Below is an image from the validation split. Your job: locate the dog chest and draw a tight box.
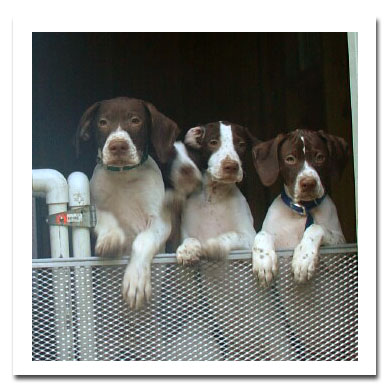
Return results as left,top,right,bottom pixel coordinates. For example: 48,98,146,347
181,187,248,243
90,162,165,236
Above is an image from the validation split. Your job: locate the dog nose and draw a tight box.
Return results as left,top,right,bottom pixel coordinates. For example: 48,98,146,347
222,160,239,174
300,177,317,192
108,140,129,155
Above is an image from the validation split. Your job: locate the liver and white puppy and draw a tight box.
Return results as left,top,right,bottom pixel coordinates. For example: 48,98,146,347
176,121,256,264
75,97,180,309
252,129,349,286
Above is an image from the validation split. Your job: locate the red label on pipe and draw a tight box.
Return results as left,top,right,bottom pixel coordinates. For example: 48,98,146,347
55,213,68,225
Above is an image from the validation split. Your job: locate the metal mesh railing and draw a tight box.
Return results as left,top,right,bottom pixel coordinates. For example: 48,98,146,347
32,245,358,361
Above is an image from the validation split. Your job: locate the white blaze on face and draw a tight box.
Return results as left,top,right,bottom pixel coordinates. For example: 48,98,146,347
300,135,306,154
101,126,140,165
293,134,324,201
207,122,243,182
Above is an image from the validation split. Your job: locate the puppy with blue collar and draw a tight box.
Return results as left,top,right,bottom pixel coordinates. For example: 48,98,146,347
252,129,349,286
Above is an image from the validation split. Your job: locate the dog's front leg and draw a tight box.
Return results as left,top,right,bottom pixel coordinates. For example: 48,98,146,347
203,231,254,262
252,231,278,287
122,217,171,310
291,224,345,283
94,209,126,257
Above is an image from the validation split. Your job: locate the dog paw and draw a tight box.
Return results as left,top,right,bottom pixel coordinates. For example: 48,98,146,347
171,141,202,196
175,164,202,195
122,263,151,310
291,242,319,283
252,246,278,287
176,238,202,265
95,228,126,257
203,238,229,262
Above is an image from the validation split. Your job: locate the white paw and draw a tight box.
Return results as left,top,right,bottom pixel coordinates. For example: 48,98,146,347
176,238,202,265
291,242,319,283
252,246,278,287
122,263,151,310
173,164,202,195
203,238,229,262
95,228,126,257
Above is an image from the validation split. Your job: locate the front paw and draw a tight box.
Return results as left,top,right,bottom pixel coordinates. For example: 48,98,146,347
95,228,126,257
291,242,319,283
175,164,202,195
122,263,151,310
176,238,202,266
252,246,278,287
203,238,229,262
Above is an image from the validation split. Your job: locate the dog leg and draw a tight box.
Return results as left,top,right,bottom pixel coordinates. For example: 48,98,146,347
122,216,171,310
292,224,346,283
170,141,202,196
94,209,126,257
203,231,253,262
252,231,279,287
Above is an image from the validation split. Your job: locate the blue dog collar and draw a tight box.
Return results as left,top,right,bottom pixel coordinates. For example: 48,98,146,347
280,189,327,230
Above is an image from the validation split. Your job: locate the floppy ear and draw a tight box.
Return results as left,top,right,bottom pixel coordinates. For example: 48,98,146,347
252,134,285,187
144,102,181,163
318,130,350,180
184,126,205,149
243,127,259,147
74,102,100,157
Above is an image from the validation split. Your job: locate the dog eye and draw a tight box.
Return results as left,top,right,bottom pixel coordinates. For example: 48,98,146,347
237,141,246,148
315,153,325,163
131,117,141,124
209,139,219,147
285,155,297,164
99,119,108,126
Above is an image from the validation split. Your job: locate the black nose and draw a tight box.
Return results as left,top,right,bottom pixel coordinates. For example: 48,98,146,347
222,160,239,174
300,177,317,192
108,140,129,155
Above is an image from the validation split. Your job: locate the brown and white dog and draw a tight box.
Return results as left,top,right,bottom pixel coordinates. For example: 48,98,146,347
75,97,180,309
252,129,349,286
176,121,257,264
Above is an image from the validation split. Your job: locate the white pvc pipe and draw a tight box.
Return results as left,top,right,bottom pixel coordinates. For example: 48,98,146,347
32,169,74,360
32,169,69,258
68,172,96,360
68,172,91,257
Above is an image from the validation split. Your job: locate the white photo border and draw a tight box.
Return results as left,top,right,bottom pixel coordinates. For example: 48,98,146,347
13,7,376,376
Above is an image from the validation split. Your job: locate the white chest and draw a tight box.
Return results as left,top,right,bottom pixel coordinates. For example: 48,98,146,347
181,186,251,243
90,159,165,236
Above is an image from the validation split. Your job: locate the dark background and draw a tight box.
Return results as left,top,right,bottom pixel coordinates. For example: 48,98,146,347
32,32,356,257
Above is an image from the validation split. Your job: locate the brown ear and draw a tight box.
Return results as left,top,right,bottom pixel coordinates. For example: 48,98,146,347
74,102,100,157
252,134,285,186
144,102,181,163
318,130,350,180
184,126,205,149
243,127,259,147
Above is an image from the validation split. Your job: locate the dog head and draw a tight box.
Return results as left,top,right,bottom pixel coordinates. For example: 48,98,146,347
75,97,180,166
184,121,256,184
252,129,349,202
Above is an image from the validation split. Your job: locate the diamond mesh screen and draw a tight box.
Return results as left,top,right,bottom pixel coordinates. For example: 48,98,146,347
32,247,358,361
